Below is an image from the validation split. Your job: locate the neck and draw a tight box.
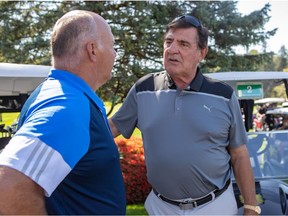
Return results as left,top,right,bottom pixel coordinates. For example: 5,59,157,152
171,74,196,90
168,67,198,90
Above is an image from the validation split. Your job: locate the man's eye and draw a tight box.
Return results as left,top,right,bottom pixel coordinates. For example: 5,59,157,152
165,40,172,46
181,42,189,47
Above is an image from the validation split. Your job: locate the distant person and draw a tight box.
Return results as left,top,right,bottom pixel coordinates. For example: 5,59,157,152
0,10,126,215
268,116,288,169
278,117,288,130
109,15,259,215
258,103,267,115
254,105,266,131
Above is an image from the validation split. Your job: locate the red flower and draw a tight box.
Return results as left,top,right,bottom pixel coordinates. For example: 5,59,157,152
115,137,152,204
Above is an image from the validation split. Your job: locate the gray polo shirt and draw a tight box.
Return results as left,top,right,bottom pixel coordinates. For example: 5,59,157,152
112,69,247,200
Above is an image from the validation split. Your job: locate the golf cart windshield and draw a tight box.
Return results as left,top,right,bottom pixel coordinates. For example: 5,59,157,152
247,130,288,180
205,71,288,132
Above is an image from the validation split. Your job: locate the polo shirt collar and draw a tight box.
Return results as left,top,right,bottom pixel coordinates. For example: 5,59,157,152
166,73,176,89
48,68,108,118
166,67,204,91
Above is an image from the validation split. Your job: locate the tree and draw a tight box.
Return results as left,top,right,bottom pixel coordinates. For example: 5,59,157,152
190,1,276,72
0,1,277,114
277,45,288,71
82,1,179,113
0,1,56,65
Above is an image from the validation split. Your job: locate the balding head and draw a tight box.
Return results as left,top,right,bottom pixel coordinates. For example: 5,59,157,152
51,10,106,66
50,10,116,90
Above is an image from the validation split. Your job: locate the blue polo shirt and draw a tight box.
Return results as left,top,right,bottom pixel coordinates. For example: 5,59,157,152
0,69,126,215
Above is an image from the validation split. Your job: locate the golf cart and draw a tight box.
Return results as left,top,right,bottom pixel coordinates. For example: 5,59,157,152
0,63,50,148
205,71,288,215
206,71,288,132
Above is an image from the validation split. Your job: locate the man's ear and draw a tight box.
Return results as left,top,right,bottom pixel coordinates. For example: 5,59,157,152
200,46,208,61
86,41,97,62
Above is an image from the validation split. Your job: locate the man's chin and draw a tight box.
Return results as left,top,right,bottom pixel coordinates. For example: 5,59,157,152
165,67,178,75
106,72,113,81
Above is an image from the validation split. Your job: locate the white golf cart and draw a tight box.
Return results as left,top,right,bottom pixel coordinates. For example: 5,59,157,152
206,71,288,132
205,71,288,215
0,63,50,148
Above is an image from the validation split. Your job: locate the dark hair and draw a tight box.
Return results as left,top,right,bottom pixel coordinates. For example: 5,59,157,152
165,15,208,50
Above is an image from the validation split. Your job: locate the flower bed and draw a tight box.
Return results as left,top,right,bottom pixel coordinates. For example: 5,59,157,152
115,137,151,204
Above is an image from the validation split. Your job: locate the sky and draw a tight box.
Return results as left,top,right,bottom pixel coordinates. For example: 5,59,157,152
237,0,287,54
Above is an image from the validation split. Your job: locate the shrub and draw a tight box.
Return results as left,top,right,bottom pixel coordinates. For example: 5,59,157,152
115,137,152,204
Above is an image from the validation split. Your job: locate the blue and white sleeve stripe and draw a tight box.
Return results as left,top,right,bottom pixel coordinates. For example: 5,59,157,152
0,135,71,196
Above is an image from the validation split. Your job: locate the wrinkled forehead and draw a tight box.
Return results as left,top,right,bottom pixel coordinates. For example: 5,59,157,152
164,27,198,41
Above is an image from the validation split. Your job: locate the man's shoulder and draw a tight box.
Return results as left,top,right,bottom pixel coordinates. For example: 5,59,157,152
202,75,234,99
135,71,167,92
203,74,233,89
136,71,166,83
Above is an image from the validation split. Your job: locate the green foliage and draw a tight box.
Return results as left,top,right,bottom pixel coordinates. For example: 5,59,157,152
0,1,284,114
95,1,181,113
191,1,277,73
0,1,54,64
277,46,288,71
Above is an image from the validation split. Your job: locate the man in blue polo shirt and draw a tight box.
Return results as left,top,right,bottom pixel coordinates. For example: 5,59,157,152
0,10,126,215
109,15,260,215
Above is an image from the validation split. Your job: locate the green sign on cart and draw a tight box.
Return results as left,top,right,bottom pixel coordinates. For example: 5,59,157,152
237,82,263,99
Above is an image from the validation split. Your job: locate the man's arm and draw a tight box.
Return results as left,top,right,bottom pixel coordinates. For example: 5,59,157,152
0,166,47,215
229,145,259,215
109,118,121,138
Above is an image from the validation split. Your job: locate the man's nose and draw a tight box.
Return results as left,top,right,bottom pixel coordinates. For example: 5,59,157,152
167,42,179,54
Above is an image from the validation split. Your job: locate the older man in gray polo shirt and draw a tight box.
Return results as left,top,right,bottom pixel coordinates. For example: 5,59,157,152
109,15,259,215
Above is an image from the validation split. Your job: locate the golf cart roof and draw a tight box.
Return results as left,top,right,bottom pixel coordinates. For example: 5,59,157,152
266,107,288,115
205,71,288,81
205,71,288,99
0,63,50,96
255,98,286,104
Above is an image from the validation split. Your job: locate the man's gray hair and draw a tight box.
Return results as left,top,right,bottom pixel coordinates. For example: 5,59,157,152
51,10,99,64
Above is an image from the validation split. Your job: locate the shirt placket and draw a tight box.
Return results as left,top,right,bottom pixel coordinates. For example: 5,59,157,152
175,89,183,116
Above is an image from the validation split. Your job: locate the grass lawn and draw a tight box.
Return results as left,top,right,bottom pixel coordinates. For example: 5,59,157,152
0,112,19,127
126,204,147,215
